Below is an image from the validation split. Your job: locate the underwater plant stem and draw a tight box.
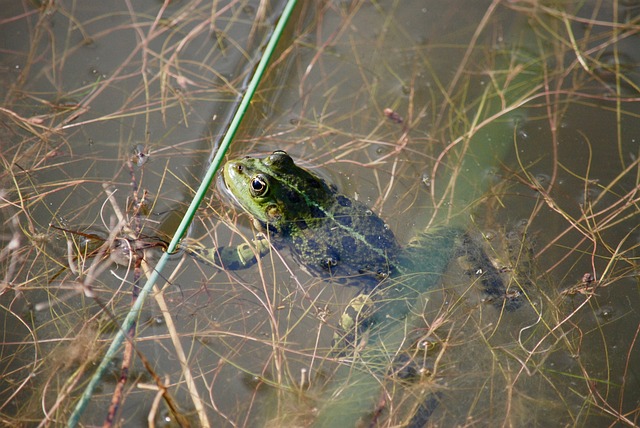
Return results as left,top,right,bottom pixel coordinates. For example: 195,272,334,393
66,1,299,426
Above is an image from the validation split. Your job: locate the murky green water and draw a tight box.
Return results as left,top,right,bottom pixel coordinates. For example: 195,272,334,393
1,1,639,426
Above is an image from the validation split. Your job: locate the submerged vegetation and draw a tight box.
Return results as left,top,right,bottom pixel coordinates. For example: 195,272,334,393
1,0,639,426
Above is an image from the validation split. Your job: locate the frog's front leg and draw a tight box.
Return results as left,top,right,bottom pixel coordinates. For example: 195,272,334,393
185,236,271,271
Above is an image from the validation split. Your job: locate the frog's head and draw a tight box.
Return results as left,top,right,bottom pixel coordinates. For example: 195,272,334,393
223,150,334,233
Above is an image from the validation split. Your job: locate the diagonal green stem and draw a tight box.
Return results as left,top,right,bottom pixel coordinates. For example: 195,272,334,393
67,1,299,426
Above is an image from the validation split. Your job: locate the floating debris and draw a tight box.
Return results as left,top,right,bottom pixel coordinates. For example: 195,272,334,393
383,107,404,124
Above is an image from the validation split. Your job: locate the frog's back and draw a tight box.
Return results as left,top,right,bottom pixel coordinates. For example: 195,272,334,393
290,193,400,284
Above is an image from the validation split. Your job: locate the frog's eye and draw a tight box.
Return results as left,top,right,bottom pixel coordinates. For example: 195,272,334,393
267,150,293,168
250,174,268,197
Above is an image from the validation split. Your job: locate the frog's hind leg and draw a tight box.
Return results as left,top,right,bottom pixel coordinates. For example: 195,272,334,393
457,232,524,311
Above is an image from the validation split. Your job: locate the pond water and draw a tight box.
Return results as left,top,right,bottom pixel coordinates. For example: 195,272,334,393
1,1,639,426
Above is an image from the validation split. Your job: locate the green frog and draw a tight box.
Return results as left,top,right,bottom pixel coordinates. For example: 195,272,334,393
186,150,526,426
189,150,521,343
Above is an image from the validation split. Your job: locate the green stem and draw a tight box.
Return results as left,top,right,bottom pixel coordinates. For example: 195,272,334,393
67,1,299,426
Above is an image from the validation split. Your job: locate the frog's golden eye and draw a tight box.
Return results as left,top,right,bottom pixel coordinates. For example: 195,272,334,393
250,174,268,197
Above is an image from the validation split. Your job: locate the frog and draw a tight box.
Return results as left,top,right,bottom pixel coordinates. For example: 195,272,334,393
186,150,527,426
188,150,522,345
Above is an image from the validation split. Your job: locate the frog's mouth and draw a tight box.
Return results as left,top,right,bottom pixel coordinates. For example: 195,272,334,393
220,160,271,224
218,164,244,210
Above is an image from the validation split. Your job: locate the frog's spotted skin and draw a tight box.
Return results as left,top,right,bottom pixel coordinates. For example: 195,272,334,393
222,150,400,287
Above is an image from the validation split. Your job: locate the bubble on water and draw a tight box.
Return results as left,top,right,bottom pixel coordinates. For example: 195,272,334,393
421,172,431,188
534,173,550,187
482,167,501,185
506,110,529,129
595,306,614,320
156,408,174,427
484,230,498,240
518,129,529,140
577,184,602,206
241,371,270,391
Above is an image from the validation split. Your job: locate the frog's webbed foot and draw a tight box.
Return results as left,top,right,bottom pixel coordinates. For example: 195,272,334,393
331,293,376,355
331,282,406,356
457,229,534,311
183,236,271,271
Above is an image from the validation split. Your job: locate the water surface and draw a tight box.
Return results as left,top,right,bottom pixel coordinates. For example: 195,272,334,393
1,1,639,426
